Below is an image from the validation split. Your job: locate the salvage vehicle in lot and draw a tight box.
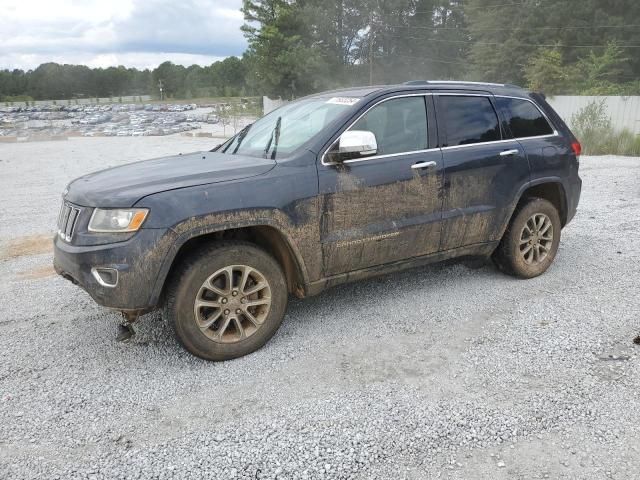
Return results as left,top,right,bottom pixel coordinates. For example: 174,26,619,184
54,81,582,360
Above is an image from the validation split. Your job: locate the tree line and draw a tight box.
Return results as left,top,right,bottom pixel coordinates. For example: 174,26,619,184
242,0,640,97
0,57,249,101
2,0,639,101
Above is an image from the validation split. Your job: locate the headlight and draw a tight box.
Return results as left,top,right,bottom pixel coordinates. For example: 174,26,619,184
88,208,149,233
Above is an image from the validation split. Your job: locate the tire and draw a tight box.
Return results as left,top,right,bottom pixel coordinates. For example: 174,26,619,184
163,241,288,361
493,197,561,279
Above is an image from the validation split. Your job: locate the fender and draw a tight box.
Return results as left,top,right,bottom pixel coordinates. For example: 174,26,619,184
148,214,313,306
495,176,568,241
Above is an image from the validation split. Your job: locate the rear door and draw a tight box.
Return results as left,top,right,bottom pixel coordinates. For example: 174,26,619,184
318,94,444,276
435,93,529,250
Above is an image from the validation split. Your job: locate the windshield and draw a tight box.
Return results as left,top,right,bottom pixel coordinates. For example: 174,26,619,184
222,96,361,159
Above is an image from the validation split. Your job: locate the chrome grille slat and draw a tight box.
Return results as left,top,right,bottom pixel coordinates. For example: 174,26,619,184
65,208,78,239
57,201,81,242
61,204,71,234
56,201,64,230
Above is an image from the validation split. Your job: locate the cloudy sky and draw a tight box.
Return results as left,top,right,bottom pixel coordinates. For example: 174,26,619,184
0,0,247,70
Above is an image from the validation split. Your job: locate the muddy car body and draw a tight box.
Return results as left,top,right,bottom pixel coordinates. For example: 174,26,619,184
54,81,582,360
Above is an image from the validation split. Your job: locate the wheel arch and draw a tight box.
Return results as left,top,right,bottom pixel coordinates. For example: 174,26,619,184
496,178,568,243
518,179,568,226
151,222,309,307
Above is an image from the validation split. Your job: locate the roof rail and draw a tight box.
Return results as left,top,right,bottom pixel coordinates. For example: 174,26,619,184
403,80,430,85
402,80,523,88
428,80,506,87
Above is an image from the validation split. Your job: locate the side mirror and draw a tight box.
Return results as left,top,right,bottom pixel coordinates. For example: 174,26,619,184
327,130,378,163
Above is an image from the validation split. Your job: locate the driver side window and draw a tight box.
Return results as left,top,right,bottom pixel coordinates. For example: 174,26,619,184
351,96,428,156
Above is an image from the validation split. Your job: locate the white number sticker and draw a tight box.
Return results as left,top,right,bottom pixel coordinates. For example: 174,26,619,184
326,97,360,106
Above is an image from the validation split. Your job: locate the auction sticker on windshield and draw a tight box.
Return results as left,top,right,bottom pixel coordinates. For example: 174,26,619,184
326,97,360,106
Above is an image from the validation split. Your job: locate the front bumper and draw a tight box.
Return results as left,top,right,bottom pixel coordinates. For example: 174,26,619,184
53,228,174,311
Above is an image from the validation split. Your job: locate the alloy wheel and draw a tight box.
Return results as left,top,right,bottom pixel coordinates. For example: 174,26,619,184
193,265,272,343
519,213,554,265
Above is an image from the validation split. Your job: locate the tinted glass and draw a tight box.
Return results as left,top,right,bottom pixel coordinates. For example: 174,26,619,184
496,97,554,138
439,96,500,146
351,96,427,155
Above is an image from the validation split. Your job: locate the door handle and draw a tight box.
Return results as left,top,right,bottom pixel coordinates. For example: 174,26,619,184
411,161,437,170
500,149,520,157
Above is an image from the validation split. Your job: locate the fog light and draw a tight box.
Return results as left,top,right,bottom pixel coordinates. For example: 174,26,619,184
91,267,118,288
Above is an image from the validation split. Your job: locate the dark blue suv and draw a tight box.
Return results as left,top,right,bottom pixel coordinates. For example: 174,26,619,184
54,81,582,360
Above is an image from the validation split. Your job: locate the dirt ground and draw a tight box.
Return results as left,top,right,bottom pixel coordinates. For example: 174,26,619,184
0,137,638,479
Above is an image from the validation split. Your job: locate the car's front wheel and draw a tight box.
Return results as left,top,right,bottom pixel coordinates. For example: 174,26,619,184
493,197,562,278
163,242,288,361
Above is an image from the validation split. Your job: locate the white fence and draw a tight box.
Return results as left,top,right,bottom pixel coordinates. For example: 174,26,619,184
263,96,286,115
547,96,640,134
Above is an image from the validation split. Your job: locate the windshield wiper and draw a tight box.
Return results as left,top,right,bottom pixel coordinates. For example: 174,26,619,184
230,123,252,154
213,124,248,152
263,116,282,160
271,117,282,160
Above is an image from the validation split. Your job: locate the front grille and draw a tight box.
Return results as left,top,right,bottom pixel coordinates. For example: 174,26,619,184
57,201,82,242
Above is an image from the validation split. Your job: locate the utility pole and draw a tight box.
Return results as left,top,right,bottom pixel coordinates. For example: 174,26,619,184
158,79,164,101
368,16,374,86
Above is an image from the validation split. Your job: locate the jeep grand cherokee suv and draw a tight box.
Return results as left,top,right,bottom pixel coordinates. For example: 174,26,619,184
54,81,582,361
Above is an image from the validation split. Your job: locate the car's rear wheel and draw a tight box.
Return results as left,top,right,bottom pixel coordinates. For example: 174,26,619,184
493,197,561,278
163,242,288,361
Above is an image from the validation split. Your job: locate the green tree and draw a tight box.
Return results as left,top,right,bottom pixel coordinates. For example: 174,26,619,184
300,0,368,85
524,48,569,94
242,0,331,98
208,56,248,96
152,61,187,98
573,42,629,94
467,0,640,86
366,0,469,84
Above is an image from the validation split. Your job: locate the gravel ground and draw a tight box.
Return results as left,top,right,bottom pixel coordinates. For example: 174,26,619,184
0,138,638,479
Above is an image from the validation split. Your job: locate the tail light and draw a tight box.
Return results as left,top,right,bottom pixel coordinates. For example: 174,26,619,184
571,141,582,157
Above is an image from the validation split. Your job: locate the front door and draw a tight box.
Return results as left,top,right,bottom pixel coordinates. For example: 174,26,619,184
435,93,530,250
318,95,444,277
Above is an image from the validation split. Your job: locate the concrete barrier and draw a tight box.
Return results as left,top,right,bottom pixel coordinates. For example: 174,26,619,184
24,135,68,142
0,136,18,143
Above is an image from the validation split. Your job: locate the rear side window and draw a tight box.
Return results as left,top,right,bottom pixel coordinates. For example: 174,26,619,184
438,96,500,146
496,97,554,138
351,96,428,155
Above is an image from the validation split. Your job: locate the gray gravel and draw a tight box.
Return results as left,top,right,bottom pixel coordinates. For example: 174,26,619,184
0,139,639,479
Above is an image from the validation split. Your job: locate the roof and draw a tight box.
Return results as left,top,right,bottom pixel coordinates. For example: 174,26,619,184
396,80,529,97
310,80,530,99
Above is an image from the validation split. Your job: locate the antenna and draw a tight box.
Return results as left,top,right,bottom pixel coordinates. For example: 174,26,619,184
368,15,375,85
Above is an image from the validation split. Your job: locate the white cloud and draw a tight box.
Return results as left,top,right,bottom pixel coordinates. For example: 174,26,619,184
0,0,246,70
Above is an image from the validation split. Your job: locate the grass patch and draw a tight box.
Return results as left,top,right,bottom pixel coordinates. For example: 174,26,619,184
571,100,640,156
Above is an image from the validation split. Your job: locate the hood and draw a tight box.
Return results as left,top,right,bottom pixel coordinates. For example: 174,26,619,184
65,151,276,207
